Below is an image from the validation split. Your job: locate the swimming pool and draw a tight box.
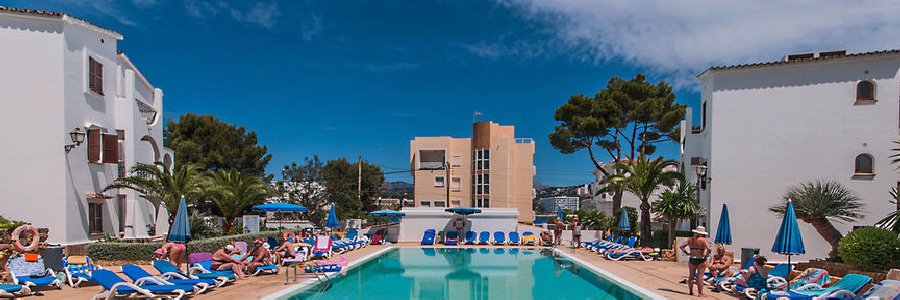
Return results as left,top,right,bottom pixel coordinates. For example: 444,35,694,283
269,247,662,300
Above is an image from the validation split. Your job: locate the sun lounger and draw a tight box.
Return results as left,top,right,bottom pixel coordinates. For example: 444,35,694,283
508,232,520,245
591,236,622,253
152,260,230,287
187,253,237,281
493,231,506,245
370,231,384,245
121,264,214,294
478,231,490,245
233,241,248,256
421,229,436,245
761,273,872,300
7,253,61,289
444,231,459,246
605,247,659,261
465,231,477,245
723,263,793,297
90,269,198,299
63,255,103,287
0,284,30,298
312,235,334,258
834,279,900,299
778,268,830,292
522,232,536,246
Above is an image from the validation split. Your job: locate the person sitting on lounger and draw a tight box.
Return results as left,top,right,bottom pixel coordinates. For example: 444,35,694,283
154,242,187,270
708,245,734,279
241,239,272,272
540,231,553,246
733,255,768,292
212,244,247,280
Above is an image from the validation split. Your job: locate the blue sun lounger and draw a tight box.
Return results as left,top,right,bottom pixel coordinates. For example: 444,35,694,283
465,231,477,244
761,273,872,300
421,229,436,245
152,260,231,286
493,231,506,245
508,232,520,245
91,269,199,299
7,253,61,289
0,284,30,298
478,231,490,245
121,264,215,294
444,231,459,246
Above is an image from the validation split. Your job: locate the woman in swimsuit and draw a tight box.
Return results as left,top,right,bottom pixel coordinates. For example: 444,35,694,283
154,242,186,269
734,256,768,292
680,226,711,297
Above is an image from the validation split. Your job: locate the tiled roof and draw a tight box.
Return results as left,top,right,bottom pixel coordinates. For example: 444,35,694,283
701,49,900,76
0,6,120,36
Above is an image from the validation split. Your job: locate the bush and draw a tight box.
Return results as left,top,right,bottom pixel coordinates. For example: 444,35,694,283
87,231,281,261
838,227,900,271
0,215,26,231
650,230,693,249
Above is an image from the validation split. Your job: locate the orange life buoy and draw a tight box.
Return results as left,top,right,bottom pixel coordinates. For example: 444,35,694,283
11,225,39,252
452,217,465,229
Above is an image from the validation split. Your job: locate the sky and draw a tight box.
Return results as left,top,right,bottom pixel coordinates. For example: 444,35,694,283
13,0,900,186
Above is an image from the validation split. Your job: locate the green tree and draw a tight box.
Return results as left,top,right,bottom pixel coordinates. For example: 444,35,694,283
876,188,900,234
104,162,204,222
549,74,685,213
204,169,271,232
654,181,700,249
606,156,680,246
322,158,384,220
167,113,272,177
279,156,329,226
770,180,865,257
576,210,610,231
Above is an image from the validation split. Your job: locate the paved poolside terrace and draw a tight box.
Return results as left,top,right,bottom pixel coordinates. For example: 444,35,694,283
36,245,738,299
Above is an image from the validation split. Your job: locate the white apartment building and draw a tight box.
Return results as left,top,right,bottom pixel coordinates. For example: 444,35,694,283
539,196,579,213
0,7,172,245
682,50,900,261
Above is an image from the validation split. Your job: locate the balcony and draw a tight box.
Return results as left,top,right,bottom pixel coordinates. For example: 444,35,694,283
515,138,533,144
418,149,445,170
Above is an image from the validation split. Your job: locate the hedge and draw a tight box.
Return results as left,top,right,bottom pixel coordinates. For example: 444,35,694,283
837,227,900,271
87,231,282,261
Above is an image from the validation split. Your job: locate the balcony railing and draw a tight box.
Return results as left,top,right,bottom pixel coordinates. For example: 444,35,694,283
515,138,533,144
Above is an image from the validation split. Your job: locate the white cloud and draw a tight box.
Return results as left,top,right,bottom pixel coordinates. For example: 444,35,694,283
182,0,281,29
500,0,900,87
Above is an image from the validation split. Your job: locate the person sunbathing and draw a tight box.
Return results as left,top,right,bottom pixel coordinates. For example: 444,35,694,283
212,244,247,280
241,239,272,272
733,256,768,292
540,231,554,246
708,245,734,279
154,242,186,269
274,240,312,260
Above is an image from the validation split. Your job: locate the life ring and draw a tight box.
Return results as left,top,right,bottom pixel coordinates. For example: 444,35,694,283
452,217,465,230
12,225,39,252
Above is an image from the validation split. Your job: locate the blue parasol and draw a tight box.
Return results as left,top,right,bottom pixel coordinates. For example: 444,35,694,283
327,203,339,229
167,196,191,243
714,203,732,245
617,208,630,232
772,199,804,292
252,202,308,213
369,209,406,223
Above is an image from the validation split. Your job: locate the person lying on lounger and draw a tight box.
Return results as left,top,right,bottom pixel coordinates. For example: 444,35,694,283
212,244,247,280
733,256,768,292
273,240,312,260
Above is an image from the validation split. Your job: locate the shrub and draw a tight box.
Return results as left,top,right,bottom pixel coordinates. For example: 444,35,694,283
838,227,900,271
0,215,26,231
87,231,281,261
650,230,693,249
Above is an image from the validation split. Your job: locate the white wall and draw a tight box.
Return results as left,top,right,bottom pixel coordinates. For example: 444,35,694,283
398,208,519,243
685,55,900,261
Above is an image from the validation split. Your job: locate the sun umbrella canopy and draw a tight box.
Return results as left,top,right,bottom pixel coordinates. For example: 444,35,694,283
252,202,308,213
167,196,191,243
445,207,482,215
326,203,339,229
617,209,630,231
368,210,406,217
772,200,805,255
556,206,564,222
714,203,733,245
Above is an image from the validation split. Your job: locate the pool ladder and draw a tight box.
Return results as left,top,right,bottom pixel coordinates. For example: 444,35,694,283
313,269,333,292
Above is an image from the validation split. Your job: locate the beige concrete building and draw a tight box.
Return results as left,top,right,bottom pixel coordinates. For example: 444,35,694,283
409,121,536,222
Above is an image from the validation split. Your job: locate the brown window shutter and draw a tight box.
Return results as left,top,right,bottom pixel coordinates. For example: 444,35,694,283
87,128,101,162
103,133,118,164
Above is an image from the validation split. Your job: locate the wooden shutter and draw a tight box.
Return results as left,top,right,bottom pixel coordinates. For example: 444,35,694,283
102,133,118,164
87,128,101,162
89,57,103,95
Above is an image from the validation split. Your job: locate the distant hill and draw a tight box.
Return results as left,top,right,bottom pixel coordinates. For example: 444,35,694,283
536,184,588,198
381,181,414,197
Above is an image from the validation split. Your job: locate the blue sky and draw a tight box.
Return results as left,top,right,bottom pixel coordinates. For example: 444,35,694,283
15,1,900,186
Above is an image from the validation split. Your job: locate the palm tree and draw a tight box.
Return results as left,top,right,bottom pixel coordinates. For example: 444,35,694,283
605,155,681,246
654,181,700,249
104,162,204,222
576,210,609,230
876,188,900,234
204,170,270,232
769,180,865,256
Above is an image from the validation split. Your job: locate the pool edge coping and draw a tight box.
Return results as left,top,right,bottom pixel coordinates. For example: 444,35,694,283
554,249,666,300
262,246,396,300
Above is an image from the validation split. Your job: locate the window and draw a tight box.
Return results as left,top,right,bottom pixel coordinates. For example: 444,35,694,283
701,101,707,129
102,132,118,164
117,195,127,233
450,155,462,167
88,56,104,95
856,81,875,102
476,198,490,208
88,202,103,234
87,128,101,162
450,200,461,207
434,176,445,187
420,201,431,207
117,130,126,177
419,149,446,169
434,201,446,207
854,154,874,174
451,177,461,191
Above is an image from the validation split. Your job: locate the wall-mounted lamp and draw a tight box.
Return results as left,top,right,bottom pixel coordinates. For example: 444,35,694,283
695,164,709,189
64,127,86,153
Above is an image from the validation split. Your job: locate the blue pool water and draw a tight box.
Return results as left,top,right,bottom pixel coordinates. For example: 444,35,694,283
281,248,645,300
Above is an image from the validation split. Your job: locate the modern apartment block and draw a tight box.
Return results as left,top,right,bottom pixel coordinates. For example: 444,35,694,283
539,196,579,213
0,7,172,245
410,121,536,222
681,50,900,261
